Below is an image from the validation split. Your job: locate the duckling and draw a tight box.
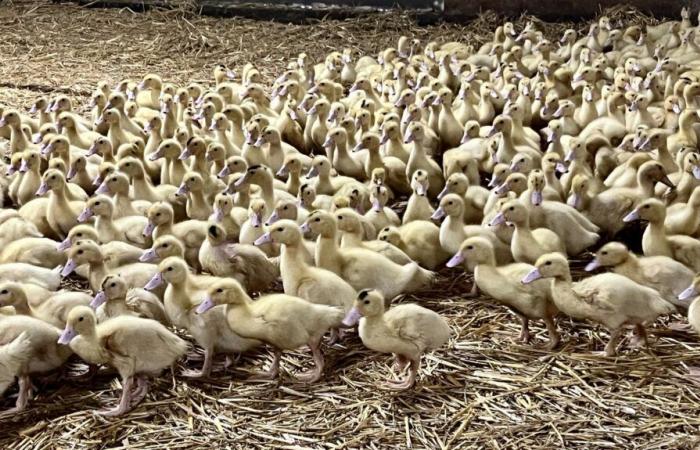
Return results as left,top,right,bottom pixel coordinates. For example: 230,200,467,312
144,257,261,378
58,306,187,416
139,234,186,265
196,279,343,382
37,169,84,240
623,198,700,271
335,208,411,265
490,200,566,264
90,274,168,325
377,221,450,270
448,237,559,347
56,112,101,150
523,253,675,356
15,150,42,206
57,224,143,269
586,242,693,309
61,240,159,294
403,170,434,224
0,282,91,328
199,223,278,294
433,194,512,264
96,171,150,219
144,202,207,270
78,195,150,249
0,234,65,268
665,186,700,236
305,155,356,196
404,122,444,198
0,332,32,397
342,289,450,389
256,221,355,313
0,314,72,412
175,172,214,220
365,182,400,233
304,210,434,301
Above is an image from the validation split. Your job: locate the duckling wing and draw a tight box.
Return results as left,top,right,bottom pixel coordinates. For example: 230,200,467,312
668,236,700,271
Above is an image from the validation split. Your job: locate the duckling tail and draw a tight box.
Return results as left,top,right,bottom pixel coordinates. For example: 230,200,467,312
404,263,436,293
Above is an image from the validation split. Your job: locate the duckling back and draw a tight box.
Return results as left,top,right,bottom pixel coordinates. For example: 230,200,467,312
0,332,32,395
384,304,451,352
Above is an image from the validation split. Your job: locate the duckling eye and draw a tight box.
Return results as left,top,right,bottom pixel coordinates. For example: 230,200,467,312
78,317,84,322
545,261,552,265
110,282,116,287
77,250,84,255
277,227,283,232
167,267,173,272
0,290,6,295
601,251,608,255
216,288,223,293
448,201,453,205
283,206,288,210
95,202,101,206
364,300,370,305
509,206,514,211
156,213,161,217
51,175,56,180
314,218,320,222
77,233,82,237
644,205,650,209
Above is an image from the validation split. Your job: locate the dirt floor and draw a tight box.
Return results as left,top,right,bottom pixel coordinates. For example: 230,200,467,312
1,1,700,449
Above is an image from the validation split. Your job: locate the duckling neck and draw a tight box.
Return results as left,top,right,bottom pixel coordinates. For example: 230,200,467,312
315,232,341,272
154,220,174,238
340,229,364,248
96,214,120,238
286,172,300,195
612,254,641,277
644,219,671,255
10,125,28,153
106,296,131,317
88,260,108,290
280,242,309,289
11,295,31,316
188,188,209,212
496,134,516,163
191,155,208,175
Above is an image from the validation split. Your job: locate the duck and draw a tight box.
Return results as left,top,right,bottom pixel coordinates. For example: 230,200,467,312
199,223,278,293
522,253,675,356
0,314,72,412
341,289,450,389
144,202,207,270
96,171,150,218
489,200,566,264
57,224,143,269
37,169,84,240
256,221,355,315
15,150,42,206
404,122,444,198
196,279,343,382
304,210,434,301
175,172,214,220
144,257,261,378
78,195,150,249
89,274,168,326
0,281,91,328
334,208,411,265
403,170,435,224
623,198,700,271
448,237,559,347
586,242,693,309
433,194,512,264
665,186,700,236
0,332,32,398
139,234,186,264
0,234,65,268
61,239,159,294
58,306,187,416
365,185,400,232
377,221,450,270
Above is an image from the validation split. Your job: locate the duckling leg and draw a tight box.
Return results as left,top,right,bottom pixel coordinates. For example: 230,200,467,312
384,358,418,390
604,328,623,357
518,316,531,344
14,375,31,411
295,338,324,383
630,324,649,349
248,349,281,381
99,376,135,417
464,282,479,298
182,347,214,378
129,375,149,406
543,315,560,350
393,354,409,372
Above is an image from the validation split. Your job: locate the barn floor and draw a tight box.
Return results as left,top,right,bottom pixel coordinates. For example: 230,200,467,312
1,1,700,449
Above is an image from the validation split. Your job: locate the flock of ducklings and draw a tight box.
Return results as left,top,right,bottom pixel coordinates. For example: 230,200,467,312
2,9,700,418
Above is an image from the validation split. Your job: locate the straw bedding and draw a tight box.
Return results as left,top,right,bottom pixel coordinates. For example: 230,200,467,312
1,1,699,448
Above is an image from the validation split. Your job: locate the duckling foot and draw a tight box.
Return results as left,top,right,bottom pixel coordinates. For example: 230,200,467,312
294,341,324,383
98,377,135,417
182,349,213,378
392,355,409,372
463,283,479,298
630,325,649,349
248,350,281,381
295,368,322,383
129,376,149,406
518,317,531,344
669,322,691,331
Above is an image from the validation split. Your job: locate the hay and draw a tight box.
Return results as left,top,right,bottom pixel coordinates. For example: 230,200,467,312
1,1,700,448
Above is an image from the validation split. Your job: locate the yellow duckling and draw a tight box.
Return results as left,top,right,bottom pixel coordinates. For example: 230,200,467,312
57,224,144,269
90,274,168,325
199,223,278,294
58,306,187,416
403,170,435,224
140,234,185,264
37,169,84,240
342,289,450,390
0,282,90,328
623,198,700,272
196,279,343,382
586,242,693,309
377,221,450,270
0,315,72,412
522,253,675,356
144,202,207,270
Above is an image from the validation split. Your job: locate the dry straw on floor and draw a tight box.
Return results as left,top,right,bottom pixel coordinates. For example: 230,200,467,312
0,1,699,448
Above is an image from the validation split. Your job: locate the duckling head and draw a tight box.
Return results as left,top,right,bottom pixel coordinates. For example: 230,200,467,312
678,274,700,302
623,198,666,224
377,226,401,247
302,210,336,237
0,283,23,309
141,235,184,263
585,242,629,272
197,279,248,314
522,253,570,284
58,306,97,345
92,274,128,309
145,257,189,291
447,237,495,269
62,240,103,277
37,169,66,196
433,193,464,221
343,289,385,326
80,195,113,222
144,202,174,237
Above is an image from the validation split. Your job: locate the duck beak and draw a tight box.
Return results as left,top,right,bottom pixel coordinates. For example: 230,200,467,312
144,272,164,291
659,175,674,188
678,285,698,301
306,166,319,178
567,194,581,209
179,149,192,160
437,187,448,200
60,258,77,277
35,182,49,196
430,207,445,221
57,326,77,345
584,259,601,272
489,211,506,227
217,166,230,179
139,248,157,262
342,307,362,327
531,191,543,206
212,208,225,222
142,221,156,237
56,238,71,252
196,296,216,314
254,232,272,246
622,209,640,222
446,252,464,268
77,207,93,223
521,268,542,284
265,212,280,226
90,291,107,309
